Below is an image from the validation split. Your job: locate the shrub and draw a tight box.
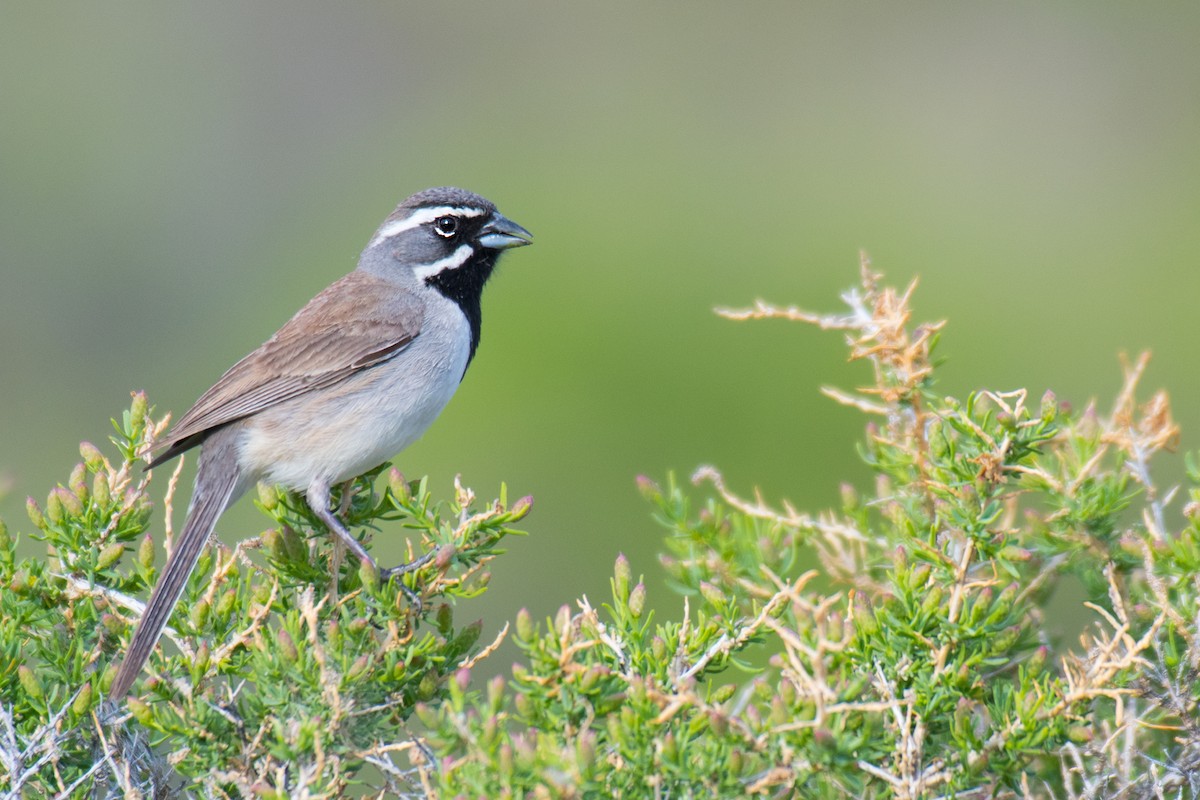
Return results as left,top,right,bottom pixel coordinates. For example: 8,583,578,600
1,260,1196,798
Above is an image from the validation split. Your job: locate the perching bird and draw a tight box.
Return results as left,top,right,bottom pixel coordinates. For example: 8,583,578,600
108,187,532,700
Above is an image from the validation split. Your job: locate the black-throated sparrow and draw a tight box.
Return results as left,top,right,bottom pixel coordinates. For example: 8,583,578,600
108,187,532,701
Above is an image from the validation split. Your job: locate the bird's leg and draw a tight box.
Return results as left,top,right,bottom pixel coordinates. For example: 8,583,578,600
327,479,355,602
306,481,377,570
305,480,430,609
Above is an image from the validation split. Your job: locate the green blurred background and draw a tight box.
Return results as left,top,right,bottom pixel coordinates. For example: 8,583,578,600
2,4,1198,647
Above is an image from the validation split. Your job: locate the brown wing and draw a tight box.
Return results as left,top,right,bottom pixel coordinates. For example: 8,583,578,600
149,271,423,465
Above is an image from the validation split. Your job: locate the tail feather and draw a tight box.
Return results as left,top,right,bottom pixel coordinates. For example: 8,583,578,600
109,457,240,701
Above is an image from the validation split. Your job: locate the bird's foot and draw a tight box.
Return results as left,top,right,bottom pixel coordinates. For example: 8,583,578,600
380,550,436,611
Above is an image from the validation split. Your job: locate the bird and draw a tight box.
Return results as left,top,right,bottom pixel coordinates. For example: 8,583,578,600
107,186,532,701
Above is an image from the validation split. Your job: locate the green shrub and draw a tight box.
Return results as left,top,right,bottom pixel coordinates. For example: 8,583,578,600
2,260,1196,798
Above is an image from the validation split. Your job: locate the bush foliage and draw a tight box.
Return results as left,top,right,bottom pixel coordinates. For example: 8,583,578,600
2,260,1197,798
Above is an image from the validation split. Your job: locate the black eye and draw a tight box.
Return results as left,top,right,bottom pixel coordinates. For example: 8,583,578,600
433,216,459,238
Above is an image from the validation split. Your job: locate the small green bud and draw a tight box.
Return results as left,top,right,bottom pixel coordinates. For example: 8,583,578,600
651,635,667,661
661,731,678,762
892,545,908,572
190,599,211,630
18,665,42,700
388,468,409,501
69,463,89,502
628,582,646,619
985,585,1017,626
126,697,153,726
920,584,945,616
253,582,273,606
54,486,84,517
710,684,736,704
256,483,279,511
578,665,603,693
97,664,116,693
79,441,106,470
487,674,506,712
348,617,369,635
72,682,94,716
359,559,379,592
92,471,111,507
262,528,284,560
1067,725,1093,744
45,490,65,526
276,629,298,663
635,474,662,501
216,588,237,620
990,625,1021,653
346,654,370,681
554,604,572,633
101,613,124,636
129,391,149,424
193,641,210,676
515,608,534,642
26,497,45,529
435,603,453,634
417,674,438,701
613,553,631,601
998,545,1033,563
138,534,155,570
435,543,456,571
1040,390,1057,421
512,731,536,767
279,525,306,564
699,581,727,608
509,494,534,521
967,587,994,626
498,743,514,775
514,692,532,718
839,482,858,510
97,542,125,570
324,621,342,650
453,620,483,654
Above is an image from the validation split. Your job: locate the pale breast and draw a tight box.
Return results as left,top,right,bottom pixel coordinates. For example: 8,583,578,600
237,295,472,491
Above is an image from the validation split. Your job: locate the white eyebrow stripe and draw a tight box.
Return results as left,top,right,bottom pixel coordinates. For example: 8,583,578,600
413,243,475,280
369,205,488,247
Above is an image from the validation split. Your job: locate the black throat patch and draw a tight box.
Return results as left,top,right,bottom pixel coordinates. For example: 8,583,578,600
425,250,499,367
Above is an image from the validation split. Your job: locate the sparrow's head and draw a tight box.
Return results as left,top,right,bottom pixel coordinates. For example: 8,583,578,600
366,186,532,287
363,186,532,362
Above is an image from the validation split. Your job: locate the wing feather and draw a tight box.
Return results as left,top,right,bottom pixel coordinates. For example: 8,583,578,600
150,271,422,464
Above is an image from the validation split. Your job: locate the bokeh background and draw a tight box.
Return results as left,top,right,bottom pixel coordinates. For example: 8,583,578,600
2,4,1198,653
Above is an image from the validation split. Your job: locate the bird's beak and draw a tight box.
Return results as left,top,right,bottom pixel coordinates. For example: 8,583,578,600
478,214,533,250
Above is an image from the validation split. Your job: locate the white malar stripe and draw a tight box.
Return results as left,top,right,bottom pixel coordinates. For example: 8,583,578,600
413,244,475,280
369,205,488,247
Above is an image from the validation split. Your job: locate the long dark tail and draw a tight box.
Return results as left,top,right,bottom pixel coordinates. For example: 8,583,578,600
109,443,242,701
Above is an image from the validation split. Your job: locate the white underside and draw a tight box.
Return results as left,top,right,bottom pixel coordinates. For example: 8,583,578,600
237,293,471,491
